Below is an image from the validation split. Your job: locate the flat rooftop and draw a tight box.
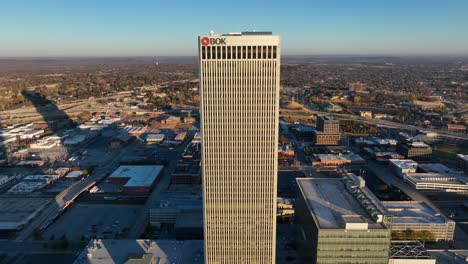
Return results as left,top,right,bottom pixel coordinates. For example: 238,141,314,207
109,165,164,187
73,239,203,264
152,192,203,211
418,163,465,175
390,159,419,169
405,173,468,185
0,197,51,229
175,211,204,228
297,178,386,230
407,142,431,148
383,201,449,224
458,154,468,162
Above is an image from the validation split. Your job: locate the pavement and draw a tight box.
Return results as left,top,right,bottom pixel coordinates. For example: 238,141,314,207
127,129,197,238
15,138,141,241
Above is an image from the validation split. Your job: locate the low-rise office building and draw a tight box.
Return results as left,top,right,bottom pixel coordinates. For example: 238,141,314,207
397,142,432,161
383,201,455,241
390,159,468,192
316,115,340,134
150,192,202,227
389,159,419,177
403,172,468,192
296,178,391,264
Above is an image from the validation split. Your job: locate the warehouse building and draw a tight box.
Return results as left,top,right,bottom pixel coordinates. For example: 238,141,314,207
8,182,47,194
145,133,165,144
0,197,50,231
109,133,135,148
108,165,164,195
296,178,391,264
383,201,455,241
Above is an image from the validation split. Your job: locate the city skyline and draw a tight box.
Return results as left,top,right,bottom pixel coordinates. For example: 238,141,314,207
1,0,468,56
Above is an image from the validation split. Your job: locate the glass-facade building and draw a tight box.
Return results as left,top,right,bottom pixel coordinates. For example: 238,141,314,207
296,178,391,264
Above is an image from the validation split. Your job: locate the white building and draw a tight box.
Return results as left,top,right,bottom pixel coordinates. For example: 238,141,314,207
389,159,418,177
199,31,280,263
29,135,62,149
146,134,165,143
403,172,468,192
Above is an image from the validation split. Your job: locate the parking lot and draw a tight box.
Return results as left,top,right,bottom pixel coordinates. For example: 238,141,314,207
42,203,142,240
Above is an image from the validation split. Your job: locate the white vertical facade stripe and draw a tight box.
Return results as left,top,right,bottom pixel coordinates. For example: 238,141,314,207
199,34,281,264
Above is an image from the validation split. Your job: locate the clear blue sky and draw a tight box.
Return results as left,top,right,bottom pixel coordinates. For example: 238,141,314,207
1,0,467,56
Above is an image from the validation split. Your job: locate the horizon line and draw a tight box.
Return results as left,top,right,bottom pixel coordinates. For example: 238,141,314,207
1,54,468,59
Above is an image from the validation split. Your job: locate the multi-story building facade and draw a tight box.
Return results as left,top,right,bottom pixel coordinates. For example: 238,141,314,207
383,201,455,241
314,115,340,145
316,115,340,134
296,178,391,264
199,31,280,264
314,132,341,146
397,142,432,161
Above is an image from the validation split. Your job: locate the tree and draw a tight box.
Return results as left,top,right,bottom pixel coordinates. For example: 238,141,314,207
392,229,436,242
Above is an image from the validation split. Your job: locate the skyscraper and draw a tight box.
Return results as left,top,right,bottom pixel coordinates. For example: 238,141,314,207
199,32,280,263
